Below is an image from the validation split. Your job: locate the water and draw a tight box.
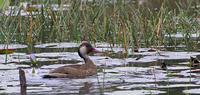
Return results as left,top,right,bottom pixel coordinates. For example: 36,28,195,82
0,42,200,95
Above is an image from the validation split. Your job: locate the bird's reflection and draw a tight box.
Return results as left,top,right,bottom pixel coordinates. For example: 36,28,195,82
79,82,93,94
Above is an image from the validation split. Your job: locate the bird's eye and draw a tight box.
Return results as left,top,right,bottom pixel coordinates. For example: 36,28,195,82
86,44,92,48
84,44,93,52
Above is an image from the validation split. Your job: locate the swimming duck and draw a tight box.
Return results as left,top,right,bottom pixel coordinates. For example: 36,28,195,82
160,61,167,70
43,41,100,78
190,56,200,67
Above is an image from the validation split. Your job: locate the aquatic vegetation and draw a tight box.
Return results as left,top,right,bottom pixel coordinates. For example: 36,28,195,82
0,0,199,52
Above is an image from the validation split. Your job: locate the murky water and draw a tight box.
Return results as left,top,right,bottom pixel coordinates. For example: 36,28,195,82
0,42,200,95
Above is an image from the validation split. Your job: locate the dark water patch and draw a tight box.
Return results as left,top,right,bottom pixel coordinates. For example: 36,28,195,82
34,48,78,53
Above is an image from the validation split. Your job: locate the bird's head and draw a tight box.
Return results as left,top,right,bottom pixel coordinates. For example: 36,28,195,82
78,41,100,59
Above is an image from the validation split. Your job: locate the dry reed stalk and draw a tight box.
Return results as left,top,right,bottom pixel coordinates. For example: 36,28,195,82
18,16,21,33
27,15,33,44
120,18,128,57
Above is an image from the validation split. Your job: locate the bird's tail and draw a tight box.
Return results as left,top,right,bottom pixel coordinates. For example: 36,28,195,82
43,73,69,78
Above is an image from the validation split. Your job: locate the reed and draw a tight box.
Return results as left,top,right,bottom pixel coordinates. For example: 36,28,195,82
0,0,199,52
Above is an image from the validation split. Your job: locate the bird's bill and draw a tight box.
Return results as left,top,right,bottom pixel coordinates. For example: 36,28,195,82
91,48,101,53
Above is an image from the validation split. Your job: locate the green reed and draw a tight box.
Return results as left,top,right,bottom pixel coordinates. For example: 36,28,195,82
0,0,199,52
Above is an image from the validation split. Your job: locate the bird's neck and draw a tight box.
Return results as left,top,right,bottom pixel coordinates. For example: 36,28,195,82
84,57,96,67
79,52,96,67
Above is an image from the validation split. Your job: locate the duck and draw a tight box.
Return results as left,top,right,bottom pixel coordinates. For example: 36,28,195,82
188,56,200,73
190,56,200,67
160,61,167,70
43,41,100,78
